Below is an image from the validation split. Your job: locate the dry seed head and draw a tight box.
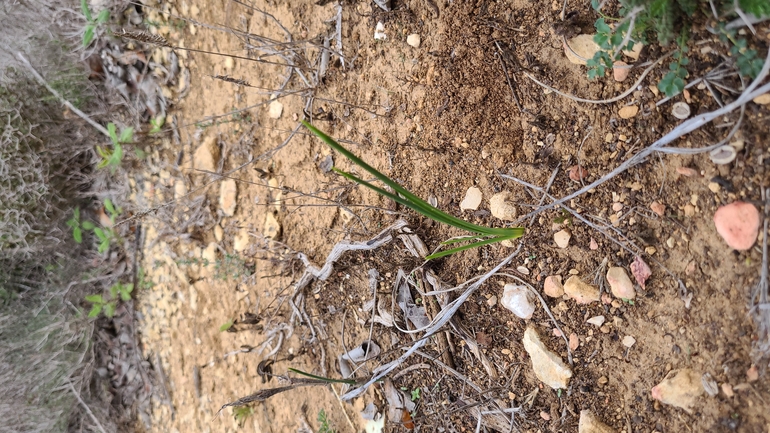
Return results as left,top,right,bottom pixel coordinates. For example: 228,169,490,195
211,74,251,87
115,30,171,47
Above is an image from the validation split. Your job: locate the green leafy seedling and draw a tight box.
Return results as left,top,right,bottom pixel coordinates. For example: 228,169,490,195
302,121,524,259
220,320,234,332
81,0,110,47
67,207,84,243
98,123,132,173
85,293,116,318
149,115,165,134
411,387,421,401
109,282,134,302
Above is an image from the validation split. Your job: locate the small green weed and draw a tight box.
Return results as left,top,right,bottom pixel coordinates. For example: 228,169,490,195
302,121,524,259
233,406,254,426
149,115,165,134
80,0,110,47
657,30,689,97
716,23,765,79
410,387,421,401
219,320,234,332
67,199,121,253
85,282,133,318
97,123,132,174
318,409,337,433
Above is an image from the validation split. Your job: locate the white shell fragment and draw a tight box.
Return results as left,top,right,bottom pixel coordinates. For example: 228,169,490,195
501,284,536,319
671,102,691,120
374,21,387,40
709,145,737,165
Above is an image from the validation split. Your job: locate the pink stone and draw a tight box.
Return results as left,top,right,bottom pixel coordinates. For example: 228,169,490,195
543,275,564,298
630,256,651,289
713,201,760,251
613,61,629,82
569,165,588,181
676,167,698,177
650,201,666,217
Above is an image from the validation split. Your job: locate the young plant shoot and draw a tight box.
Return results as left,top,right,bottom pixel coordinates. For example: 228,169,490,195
302,121,524,259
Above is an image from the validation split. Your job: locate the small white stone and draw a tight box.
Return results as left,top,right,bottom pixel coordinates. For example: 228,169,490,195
554,229,571,248
219,179,237,216
501,284,536,320
233,229,250,252
606,267,636,299
268,100,283,119
522,327,572,389
622,335,636,348
587,315,605,327
460,187,482,210
489,192,517,221
374,21,387,40
406,33,421,48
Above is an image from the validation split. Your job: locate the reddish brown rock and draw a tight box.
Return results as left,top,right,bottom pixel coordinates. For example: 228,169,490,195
713,201,760,250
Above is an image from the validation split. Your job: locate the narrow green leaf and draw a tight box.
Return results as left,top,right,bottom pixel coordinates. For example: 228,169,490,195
107,123,118,144
85,294,103,303
83,26,95,47
104,198,115,214
118,127,133,143
96,9,110,24
88,304,102,318
219,320,234,332
104,302,116,318
82,220,95,230
81,0,92,21
73,227,83,243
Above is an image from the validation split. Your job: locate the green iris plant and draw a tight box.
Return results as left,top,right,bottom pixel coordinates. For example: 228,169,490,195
302,121,524,259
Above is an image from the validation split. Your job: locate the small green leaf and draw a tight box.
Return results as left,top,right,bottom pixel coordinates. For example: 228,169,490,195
93,227,106,240
595,18,611,35
81,0,92,21
109,284,119,298
411,388,421,401
118,127,133,143
82,220,95,230
83,25,95,47
220,320,234,332
73,227,83,243
85,294,103,303
104,302,116,318
98,240,109,254
104,198,115,214
107,123,118,145
88,304,102,318
96,9,110,24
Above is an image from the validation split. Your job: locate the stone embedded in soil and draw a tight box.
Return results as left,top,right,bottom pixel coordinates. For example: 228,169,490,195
214,224,224,242
569,165,588,181
578,410,617,433
613,61,629,82
543,275,564,298
264,213,281,239
630,256,651,289
564,276,600,304
460,186,482,210
623,41,643,60
233,228,250,252
622,335,636,348
268,100,283,119
713,201,760,250
193,135,220,172
587,315,605,327
522,327,572,389
747,365,759,382
219,179,237,216
618,105,639,119
406,33,421,48
753,93,770,105
500,284,536,320
721,383,734,397
676,166,698,177
569,333,579,350
589,238,599,250
554,229,571,248
651,369,704,414
650,201,666,216
564,34,601,65
489,191,517,221
606,267,636,299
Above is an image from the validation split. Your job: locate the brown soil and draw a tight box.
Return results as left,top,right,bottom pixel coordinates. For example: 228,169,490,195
133,0,770,432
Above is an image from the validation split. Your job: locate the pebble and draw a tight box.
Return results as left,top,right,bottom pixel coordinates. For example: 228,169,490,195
721,383,734,397
650,201,665,216
264,213,281,239
622,335,636,347
606,267,635,299
543,275,564,298
618,105,639,119
540,411,551,421
612,202,623,212
516,266,530,275
214,224,224,242
651,369,704,414
193,135,220,172
219,179,237,216
612,61,629,82
597,376,608,385
578,410,616,433
713,201,760,250
233,229,250,252
374,21,387,40
522,327,572,389
676,166,698,177
747,365,759,382
569,333,579,350
587,315,605,327
554,229,571,248
268,100,283,119
623,41,643,60
406,33,421,48
630,256,651,289
501,284,536,319
489,191,517,220
460,186,482,210
564,276,600,304
589,238,599,250
564,34,601,65
753,93,770,104
486,295,497,307
708,182,720,193
569,165,588,181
